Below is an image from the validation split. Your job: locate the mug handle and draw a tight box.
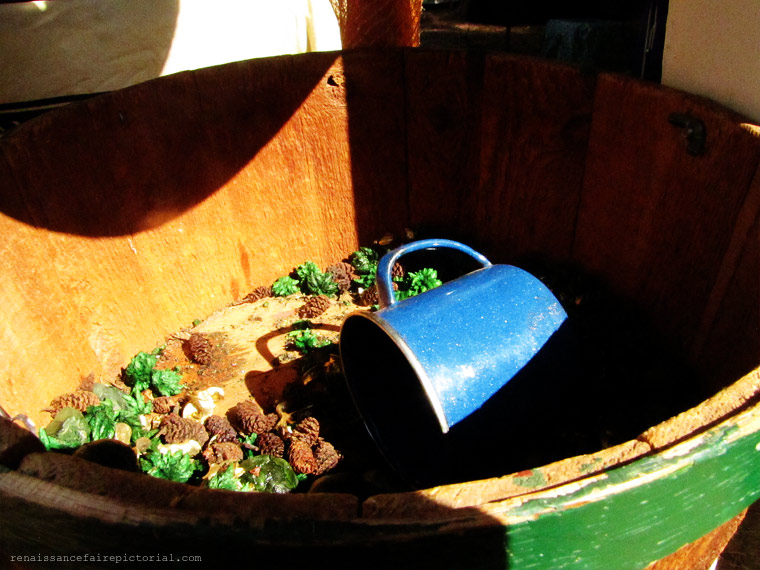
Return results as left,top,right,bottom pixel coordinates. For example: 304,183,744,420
376,238,493,308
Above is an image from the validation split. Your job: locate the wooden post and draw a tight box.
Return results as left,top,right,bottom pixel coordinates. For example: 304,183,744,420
331,0,423,48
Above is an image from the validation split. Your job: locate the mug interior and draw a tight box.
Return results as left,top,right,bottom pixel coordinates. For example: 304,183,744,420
340,313,446,487
340,311,585,487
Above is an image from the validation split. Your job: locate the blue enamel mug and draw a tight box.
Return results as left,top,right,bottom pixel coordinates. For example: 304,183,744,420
339,239,573,486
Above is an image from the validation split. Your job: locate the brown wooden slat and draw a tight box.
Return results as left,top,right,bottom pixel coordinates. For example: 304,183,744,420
0,53,366,422
573,74,760,355
405,49,484,239
694,202,760,392
471,55,595,262
342,49,409,244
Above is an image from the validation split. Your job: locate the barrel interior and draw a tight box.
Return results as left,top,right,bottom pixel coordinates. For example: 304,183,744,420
1,48,759,566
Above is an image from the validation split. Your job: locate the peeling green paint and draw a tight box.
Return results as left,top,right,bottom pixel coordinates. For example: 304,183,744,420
514,469,548,488
500,422,760,569
580,457,604,473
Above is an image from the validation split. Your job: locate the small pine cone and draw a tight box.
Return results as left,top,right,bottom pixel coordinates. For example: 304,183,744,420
391,262,405,280
204,415,238,443
203,441,243,465
326,262,355,294
227,399,264,432
151,395,179,415
313,438,341,476
185,333,213,365
257,432,285,458
296,295,331,319
253,412,279,434
291,416,320,447
240,285,273,303
359,285,379,306
48,391,100,414
159,413,209,446
227,400,276,435
287,438,318,475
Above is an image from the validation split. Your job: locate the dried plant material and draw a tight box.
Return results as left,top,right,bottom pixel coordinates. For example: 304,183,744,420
159,413,209,446
287,438,318,475
326,261,355,293
203,441,243,465
227,400,277,435
184,387,225,421
292,416,320,447
185,333,212,365
257,432,285,458
236,285,272,304
359,285,379,306
152,395,180,415
47,391,100,414
275,401,296,430
313,438,341,476
77,373,96,392
157,439,202,458
204,415,238,443
114,422,133,445
296,295,332,319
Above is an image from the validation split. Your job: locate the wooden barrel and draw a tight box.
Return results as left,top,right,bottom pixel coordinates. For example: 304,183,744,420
1,49,759,569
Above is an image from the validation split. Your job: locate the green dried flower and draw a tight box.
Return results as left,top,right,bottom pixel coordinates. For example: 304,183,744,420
287,329,332,354
140,449,200,483
207,465,248,492
396,267,442,300
349,247,378,274
150,368,185,397
124,351,158,392
272,276,300,296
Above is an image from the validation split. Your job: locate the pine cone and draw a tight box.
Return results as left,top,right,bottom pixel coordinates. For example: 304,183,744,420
204,415,238,443
255,413,279,434
291,416,320,447
152,395,180,415
48,391,100,414
359,285,379,306
227,400,277,435
326,262,355,294
313,438,341,476
287,438,318,475
296,295,331,319
238,285,273,304
391,262,405,280
257,432,285,458
185,333,212,365
203,441,243,465
159,413,209,446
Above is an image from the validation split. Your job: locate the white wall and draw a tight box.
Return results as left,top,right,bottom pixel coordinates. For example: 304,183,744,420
662,0,760,123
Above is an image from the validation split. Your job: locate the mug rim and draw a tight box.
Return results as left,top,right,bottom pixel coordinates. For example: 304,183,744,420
339,310,452,433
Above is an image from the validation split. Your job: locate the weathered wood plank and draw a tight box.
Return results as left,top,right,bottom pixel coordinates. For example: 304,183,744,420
573,74,760,355
6,397,759,569
342,49,409,245
0,48,759,569
405,49,484,239
471,55,595,262
0,53,369,423
691,151,760,391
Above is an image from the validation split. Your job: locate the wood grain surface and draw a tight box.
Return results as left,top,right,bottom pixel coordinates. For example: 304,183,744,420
1,49,759,569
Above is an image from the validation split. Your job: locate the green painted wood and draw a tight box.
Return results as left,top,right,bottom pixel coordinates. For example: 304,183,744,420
496,417,760,569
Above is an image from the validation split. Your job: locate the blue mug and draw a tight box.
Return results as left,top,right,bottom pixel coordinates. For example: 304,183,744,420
339,239,572,486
